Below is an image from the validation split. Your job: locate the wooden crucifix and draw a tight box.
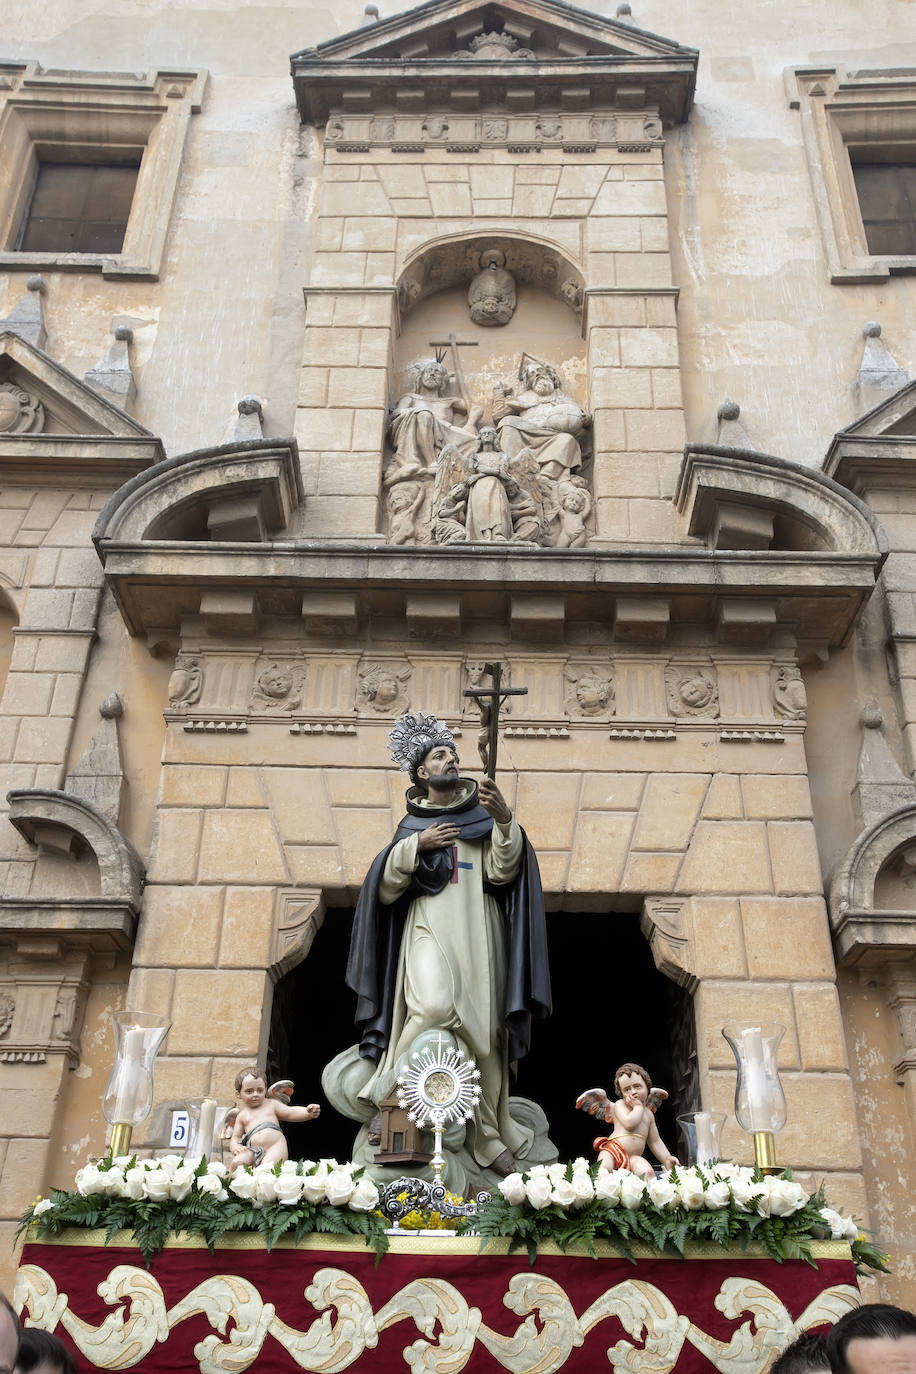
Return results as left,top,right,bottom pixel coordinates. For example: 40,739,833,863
463,661,527,780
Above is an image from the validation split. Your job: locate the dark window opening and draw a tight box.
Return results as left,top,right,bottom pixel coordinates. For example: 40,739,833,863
272,904,695,1171
850,153,916,256
17,158,141,255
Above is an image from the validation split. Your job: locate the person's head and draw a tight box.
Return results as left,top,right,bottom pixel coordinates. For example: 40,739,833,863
414,742,460,796
0,1294,19,1374
477,425,499,451
523,362,560,396
563,488,587,513
614,1062,652,1100
414,359,449,394
772,1331,829,1374
14,1326,76,1374
234,1066,266,1099
827,1304,916,1374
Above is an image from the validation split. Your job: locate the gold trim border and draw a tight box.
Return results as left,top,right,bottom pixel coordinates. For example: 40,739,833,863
24,1227,853,1262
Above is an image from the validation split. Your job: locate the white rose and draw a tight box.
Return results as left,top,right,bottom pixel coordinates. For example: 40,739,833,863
349,1177,380,1213
730,1174,764,1213
704,1181,731,1210
767,1178,808,1218
255,1172,279,1204
229,1170,258,1201
594,1170,624,1207
819,1207,858,1241
75,1164,107,1197
647,1177,678,1209
101,1167,126,1197
550,1179,576,1209
677,1171,707,1211
711,1161,740,1181
156,1154,182,1176
498,1173,527,1206
547,1163,567,1184
123,1167,147,1201
571,1158,590,1173
196,1172,225,1197
527,1164,549,1180
206,1161,228,1179
525,1174,553,1209
143,1170,172,1202
570,1173,595,1208
620,1174,646,1210
302,1173,327,1204
279,1159,299,1174
274,1173,305,1206
32,1198,53,1217
169,1166,196,1202
324,1169,355,1207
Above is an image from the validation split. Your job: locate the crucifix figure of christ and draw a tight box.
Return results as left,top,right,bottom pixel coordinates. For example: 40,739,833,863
323,705,555,1195
463,660,527,779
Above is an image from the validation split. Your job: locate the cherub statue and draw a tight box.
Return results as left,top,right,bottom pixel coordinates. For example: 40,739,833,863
575,1061,677,1179
554,479,592,548
228,1066,320,1171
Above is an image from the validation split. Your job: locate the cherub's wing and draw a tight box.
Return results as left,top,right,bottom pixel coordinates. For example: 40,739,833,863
647,1087,669,1114
575,1087,614,1124
432,442,471,512
268,1078,295,1103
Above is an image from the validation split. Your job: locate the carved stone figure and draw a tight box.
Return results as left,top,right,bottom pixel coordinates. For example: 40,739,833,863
433,427,544,545
465,31,534,60
0,993,14,1037
386,358,481,481
322,711,552,1195
397,277,421,315
370,116,395,141
560,278,584,312
493,360,590,483
357,663,411,715
167,655,203,709
536,116,562,141
250,662,304,713
467,249,516,327
565,666,614,718
772,665,807,720
482,118,508,140
386,481,425,545
554,478,592,548
666,668,719,718
422,115,449,141
0,381,44,434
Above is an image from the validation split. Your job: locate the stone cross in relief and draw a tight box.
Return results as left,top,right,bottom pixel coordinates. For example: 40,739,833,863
463,661,527,779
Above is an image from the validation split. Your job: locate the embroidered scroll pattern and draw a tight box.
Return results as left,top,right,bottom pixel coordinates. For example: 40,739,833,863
15,1263,860,1372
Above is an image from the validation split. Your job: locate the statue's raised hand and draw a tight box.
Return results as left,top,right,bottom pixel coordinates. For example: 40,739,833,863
478,778,512,824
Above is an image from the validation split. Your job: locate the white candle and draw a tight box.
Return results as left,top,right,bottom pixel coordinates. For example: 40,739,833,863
743,1027,770,1132
198,1098,217,1158
695,1111,714,1164
113,1025,146,1121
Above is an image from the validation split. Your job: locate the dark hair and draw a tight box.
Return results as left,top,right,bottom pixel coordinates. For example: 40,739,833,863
408,741,458,788
234,1065,266,1093
15,1326,76,1374
827,1303,916,1373
614,1062,652,1096
0,1293,19,1364
772,1331,830,1373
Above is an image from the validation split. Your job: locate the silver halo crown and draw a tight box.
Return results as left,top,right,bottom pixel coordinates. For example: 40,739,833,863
388,712,455,773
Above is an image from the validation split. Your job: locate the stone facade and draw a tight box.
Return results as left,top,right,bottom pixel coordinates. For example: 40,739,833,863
0,0,915,1308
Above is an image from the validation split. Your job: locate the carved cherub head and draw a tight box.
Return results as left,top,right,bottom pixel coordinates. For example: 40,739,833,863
614,1061,652,1098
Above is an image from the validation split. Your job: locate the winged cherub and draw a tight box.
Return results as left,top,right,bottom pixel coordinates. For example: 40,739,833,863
575,1061,678,1178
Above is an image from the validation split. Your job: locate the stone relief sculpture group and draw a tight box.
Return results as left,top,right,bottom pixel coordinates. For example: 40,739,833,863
384,353,593,549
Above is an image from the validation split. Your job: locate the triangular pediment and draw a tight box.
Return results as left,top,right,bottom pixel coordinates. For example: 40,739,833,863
0,331,154,440
836,380,916,441
292,0,697,126
299,0,692,64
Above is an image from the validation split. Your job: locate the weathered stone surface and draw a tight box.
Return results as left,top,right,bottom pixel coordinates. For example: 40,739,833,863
677,821,771,894
740,897,836,980
197,811,289,885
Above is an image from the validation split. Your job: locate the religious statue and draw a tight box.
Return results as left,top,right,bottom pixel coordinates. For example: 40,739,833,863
467,249,517,327
433,427,544,545
228,1066,320,1172
493,359,590,484
576,1062,678,1179
386,357,482,483
322,710,554,1195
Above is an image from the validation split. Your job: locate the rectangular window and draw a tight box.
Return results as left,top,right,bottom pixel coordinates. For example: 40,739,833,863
18,160,141,255
850,157,916,257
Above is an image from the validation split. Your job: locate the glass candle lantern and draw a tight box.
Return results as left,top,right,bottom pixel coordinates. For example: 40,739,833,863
102,1010,171,1158
677,1111,727,1167
721,1022,787,1174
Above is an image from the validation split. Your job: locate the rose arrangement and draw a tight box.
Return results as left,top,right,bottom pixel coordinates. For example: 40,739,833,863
19,1154,388,1263
463,1159,888,1274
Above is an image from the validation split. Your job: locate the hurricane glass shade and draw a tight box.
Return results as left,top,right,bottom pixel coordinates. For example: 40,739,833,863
102,1011,171,1128
721,1022,787,1134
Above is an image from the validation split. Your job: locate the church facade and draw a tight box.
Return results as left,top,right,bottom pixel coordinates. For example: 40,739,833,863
0,0,915,1306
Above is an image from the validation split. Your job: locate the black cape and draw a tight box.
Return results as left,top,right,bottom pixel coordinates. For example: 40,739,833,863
345,780,551,1068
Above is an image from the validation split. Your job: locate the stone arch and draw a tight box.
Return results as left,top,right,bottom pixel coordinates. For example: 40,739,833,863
7,789,144,905
92,438,303,547
829,804,916,965
396,229,586,325
676,445,889,558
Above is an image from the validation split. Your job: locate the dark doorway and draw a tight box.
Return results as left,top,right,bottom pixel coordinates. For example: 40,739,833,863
272,905,694,1170
513,910,692,1166
268,907,360,1163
